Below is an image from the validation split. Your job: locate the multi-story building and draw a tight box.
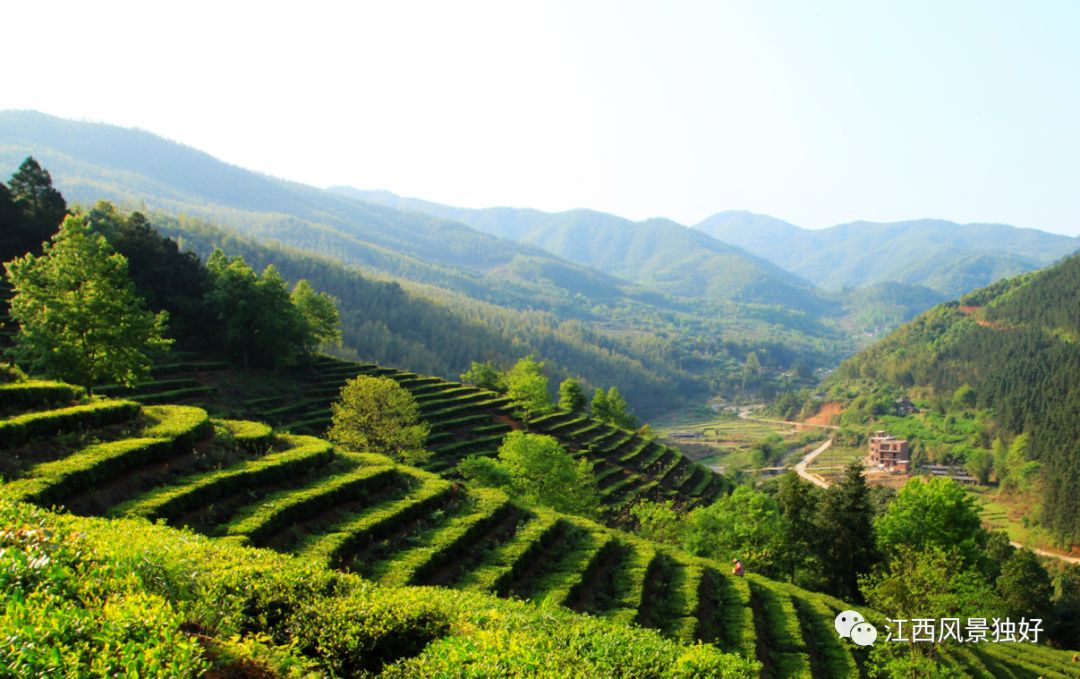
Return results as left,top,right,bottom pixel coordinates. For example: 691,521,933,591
869,431,910,473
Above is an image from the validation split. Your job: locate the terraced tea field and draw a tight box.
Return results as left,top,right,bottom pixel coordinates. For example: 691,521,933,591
93,354,729,523
2,381,1075,678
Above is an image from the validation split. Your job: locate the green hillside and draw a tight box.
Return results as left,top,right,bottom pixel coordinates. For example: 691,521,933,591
92,353,728,524
696,212,1079,298
3,381,1074,677
831,251,1080,544
337,189,834,315
0,111,852,410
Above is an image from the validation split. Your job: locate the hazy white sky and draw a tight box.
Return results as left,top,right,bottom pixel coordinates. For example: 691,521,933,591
3,1,1079,234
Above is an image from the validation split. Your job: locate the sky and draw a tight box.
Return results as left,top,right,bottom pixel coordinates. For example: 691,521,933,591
3,0,1079,235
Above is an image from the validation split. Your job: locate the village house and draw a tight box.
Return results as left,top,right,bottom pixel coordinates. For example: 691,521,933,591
869,431,910,473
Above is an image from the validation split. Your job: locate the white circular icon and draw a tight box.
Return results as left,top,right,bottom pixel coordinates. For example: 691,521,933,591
850,622,878,647
834,610,864,638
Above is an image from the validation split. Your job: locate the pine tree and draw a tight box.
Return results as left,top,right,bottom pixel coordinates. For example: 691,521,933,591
6,157,67,257
816,461,879,601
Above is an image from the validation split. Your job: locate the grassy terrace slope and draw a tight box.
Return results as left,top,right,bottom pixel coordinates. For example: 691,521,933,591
97,354,729,524
2,382,1076,678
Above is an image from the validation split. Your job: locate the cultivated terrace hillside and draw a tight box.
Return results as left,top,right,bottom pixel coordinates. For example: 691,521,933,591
86,352,729,525
2,379,1075,677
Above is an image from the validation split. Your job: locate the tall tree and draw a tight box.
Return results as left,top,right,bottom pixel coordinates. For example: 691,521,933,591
460,360,507,393
328,375,430,464
558,377,587,413
4,215,171,389
591,387,610,421
86,202,212,343
5,157,67,258
816,461,879,601
505,355,553,416
496,431,599,517
996,549,1053,622
602,386,638,429
776,471,820,583
875,477,987,567
205,251,307,369
291,279,342,351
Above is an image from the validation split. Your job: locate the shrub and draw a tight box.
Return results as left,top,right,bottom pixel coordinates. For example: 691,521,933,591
0,399,141,448
0,380,83,411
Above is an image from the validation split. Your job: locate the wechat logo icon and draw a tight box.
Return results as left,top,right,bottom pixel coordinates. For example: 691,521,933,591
835,610,878,647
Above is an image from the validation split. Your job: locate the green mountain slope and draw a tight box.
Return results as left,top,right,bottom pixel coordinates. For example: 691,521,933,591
696,211,1079,298
0,110,660,315
3,383,1074,677
832,251,1080,543
338,188,835,315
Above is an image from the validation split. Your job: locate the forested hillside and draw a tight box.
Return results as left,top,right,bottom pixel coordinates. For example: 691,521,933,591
0,111,855,410
337,189,833,314
832,252,1080,543
696,212,1078,298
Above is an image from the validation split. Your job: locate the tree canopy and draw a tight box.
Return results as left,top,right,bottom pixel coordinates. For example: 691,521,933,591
504,356,552,415
461,431,599,517
328,375,430,464
4,215,171,389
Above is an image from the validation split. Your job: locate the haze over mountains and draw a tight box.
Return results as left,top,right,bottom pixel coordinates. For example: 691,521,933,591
348,190,1079,301
697,211,1078,298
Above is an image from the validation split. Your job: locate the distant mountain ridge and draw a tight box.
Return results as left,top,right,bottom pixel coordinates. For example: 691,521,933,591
340,190,1077,302
334,188,835,315
695,211,1078,298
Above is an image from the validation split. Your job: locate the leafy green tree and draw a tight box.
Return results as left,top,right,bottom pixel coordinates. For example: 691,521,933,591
206,251,308,369
603,387,637,429
991,436,1008,484
876,477,987,567
996,549,1053,622
685,486,782,576
952,383,977,409
328,375,430,464
5,157,67,259
86,203,213,343
631,500,683,546
558,377,587,413
964,448,993,485
590,387,610,421
505,356,553,416
1051,564,1080,648
860,545,1003,678
460,360,507,392
496,431,599,517
816,461,879,601
291,279,342,351
4,215,171,390
458,455,512,488
776,471,820,583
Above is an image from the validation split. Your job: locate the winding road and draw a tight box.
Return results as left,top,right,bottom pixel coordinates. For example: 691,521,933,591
794,438,832,488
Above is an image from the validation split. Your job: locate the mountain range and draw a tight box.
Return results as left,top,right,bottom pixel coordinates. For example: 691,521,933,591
3,109,1077,412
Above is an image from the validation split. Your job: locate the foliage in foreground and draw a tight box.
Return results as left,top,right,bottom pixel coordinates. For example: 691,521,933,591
0,498,758,677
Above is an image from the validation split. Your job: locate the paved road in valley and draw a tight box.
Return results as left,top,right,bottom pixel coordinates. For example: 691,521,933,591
794,438,832,488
